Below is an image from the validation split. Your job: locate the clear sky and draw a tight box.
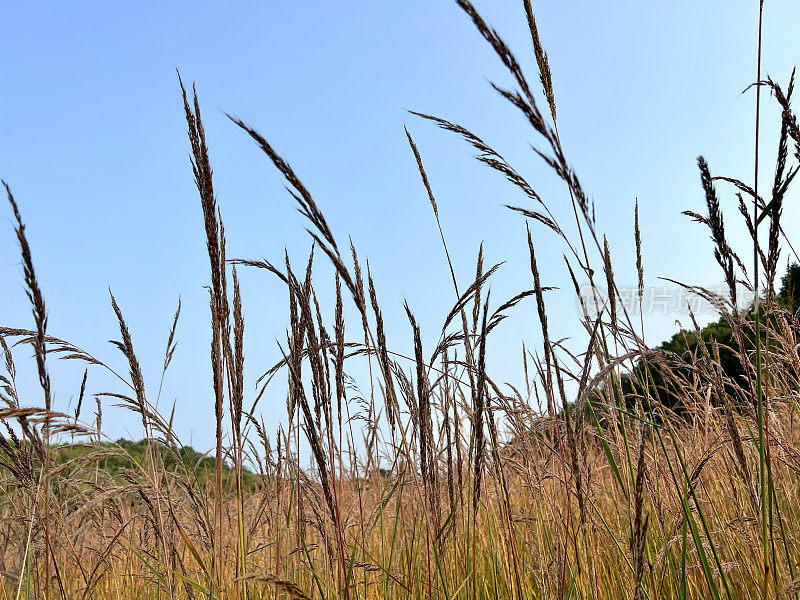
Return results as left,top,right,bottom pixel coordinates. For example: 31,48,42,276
3,2,799,452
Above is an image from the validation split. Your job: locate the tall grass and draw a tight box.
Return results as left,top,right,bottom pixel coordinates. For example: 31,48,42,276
2,2,800,599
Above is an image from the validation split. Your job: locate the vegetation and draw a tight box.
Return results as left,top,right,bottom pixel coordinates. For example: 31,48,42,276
45,440,261,489
616,263,800,411
2,1,800,599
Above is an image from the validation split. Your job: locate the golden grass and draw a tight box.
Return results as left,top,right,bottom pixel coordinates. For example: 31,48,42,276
3,1,800,599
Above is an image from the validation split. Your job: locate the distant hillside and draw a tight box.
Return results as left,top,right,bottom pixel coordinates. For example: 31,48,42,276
47,439,263,490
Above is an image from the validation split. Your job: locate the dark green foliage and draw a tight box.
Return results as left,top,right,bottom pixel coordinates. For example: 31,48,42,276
778,262,800,309
618,317,745,413
47,439,261,490
659,318,744,388
614,265,800,413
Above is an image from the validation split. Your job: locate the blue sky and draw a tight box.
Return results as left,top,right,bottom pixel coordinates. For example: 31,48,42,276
2,2,799,451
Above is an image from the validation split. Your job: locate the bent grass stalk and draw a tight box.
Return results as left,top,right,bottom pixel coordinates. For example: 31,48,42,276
1,2,800,600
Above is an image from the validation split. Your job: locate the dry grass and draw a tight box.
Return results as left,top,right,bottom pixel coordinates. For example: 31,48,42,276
3,2,800,599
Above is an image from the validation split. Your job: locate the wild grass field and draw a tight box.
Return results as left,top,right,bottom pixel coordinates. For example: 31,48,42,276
3,1,800,598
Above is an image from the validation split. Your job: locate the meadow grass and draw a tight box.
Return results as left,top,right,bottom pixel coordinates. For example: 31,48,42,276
3,2,800,599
